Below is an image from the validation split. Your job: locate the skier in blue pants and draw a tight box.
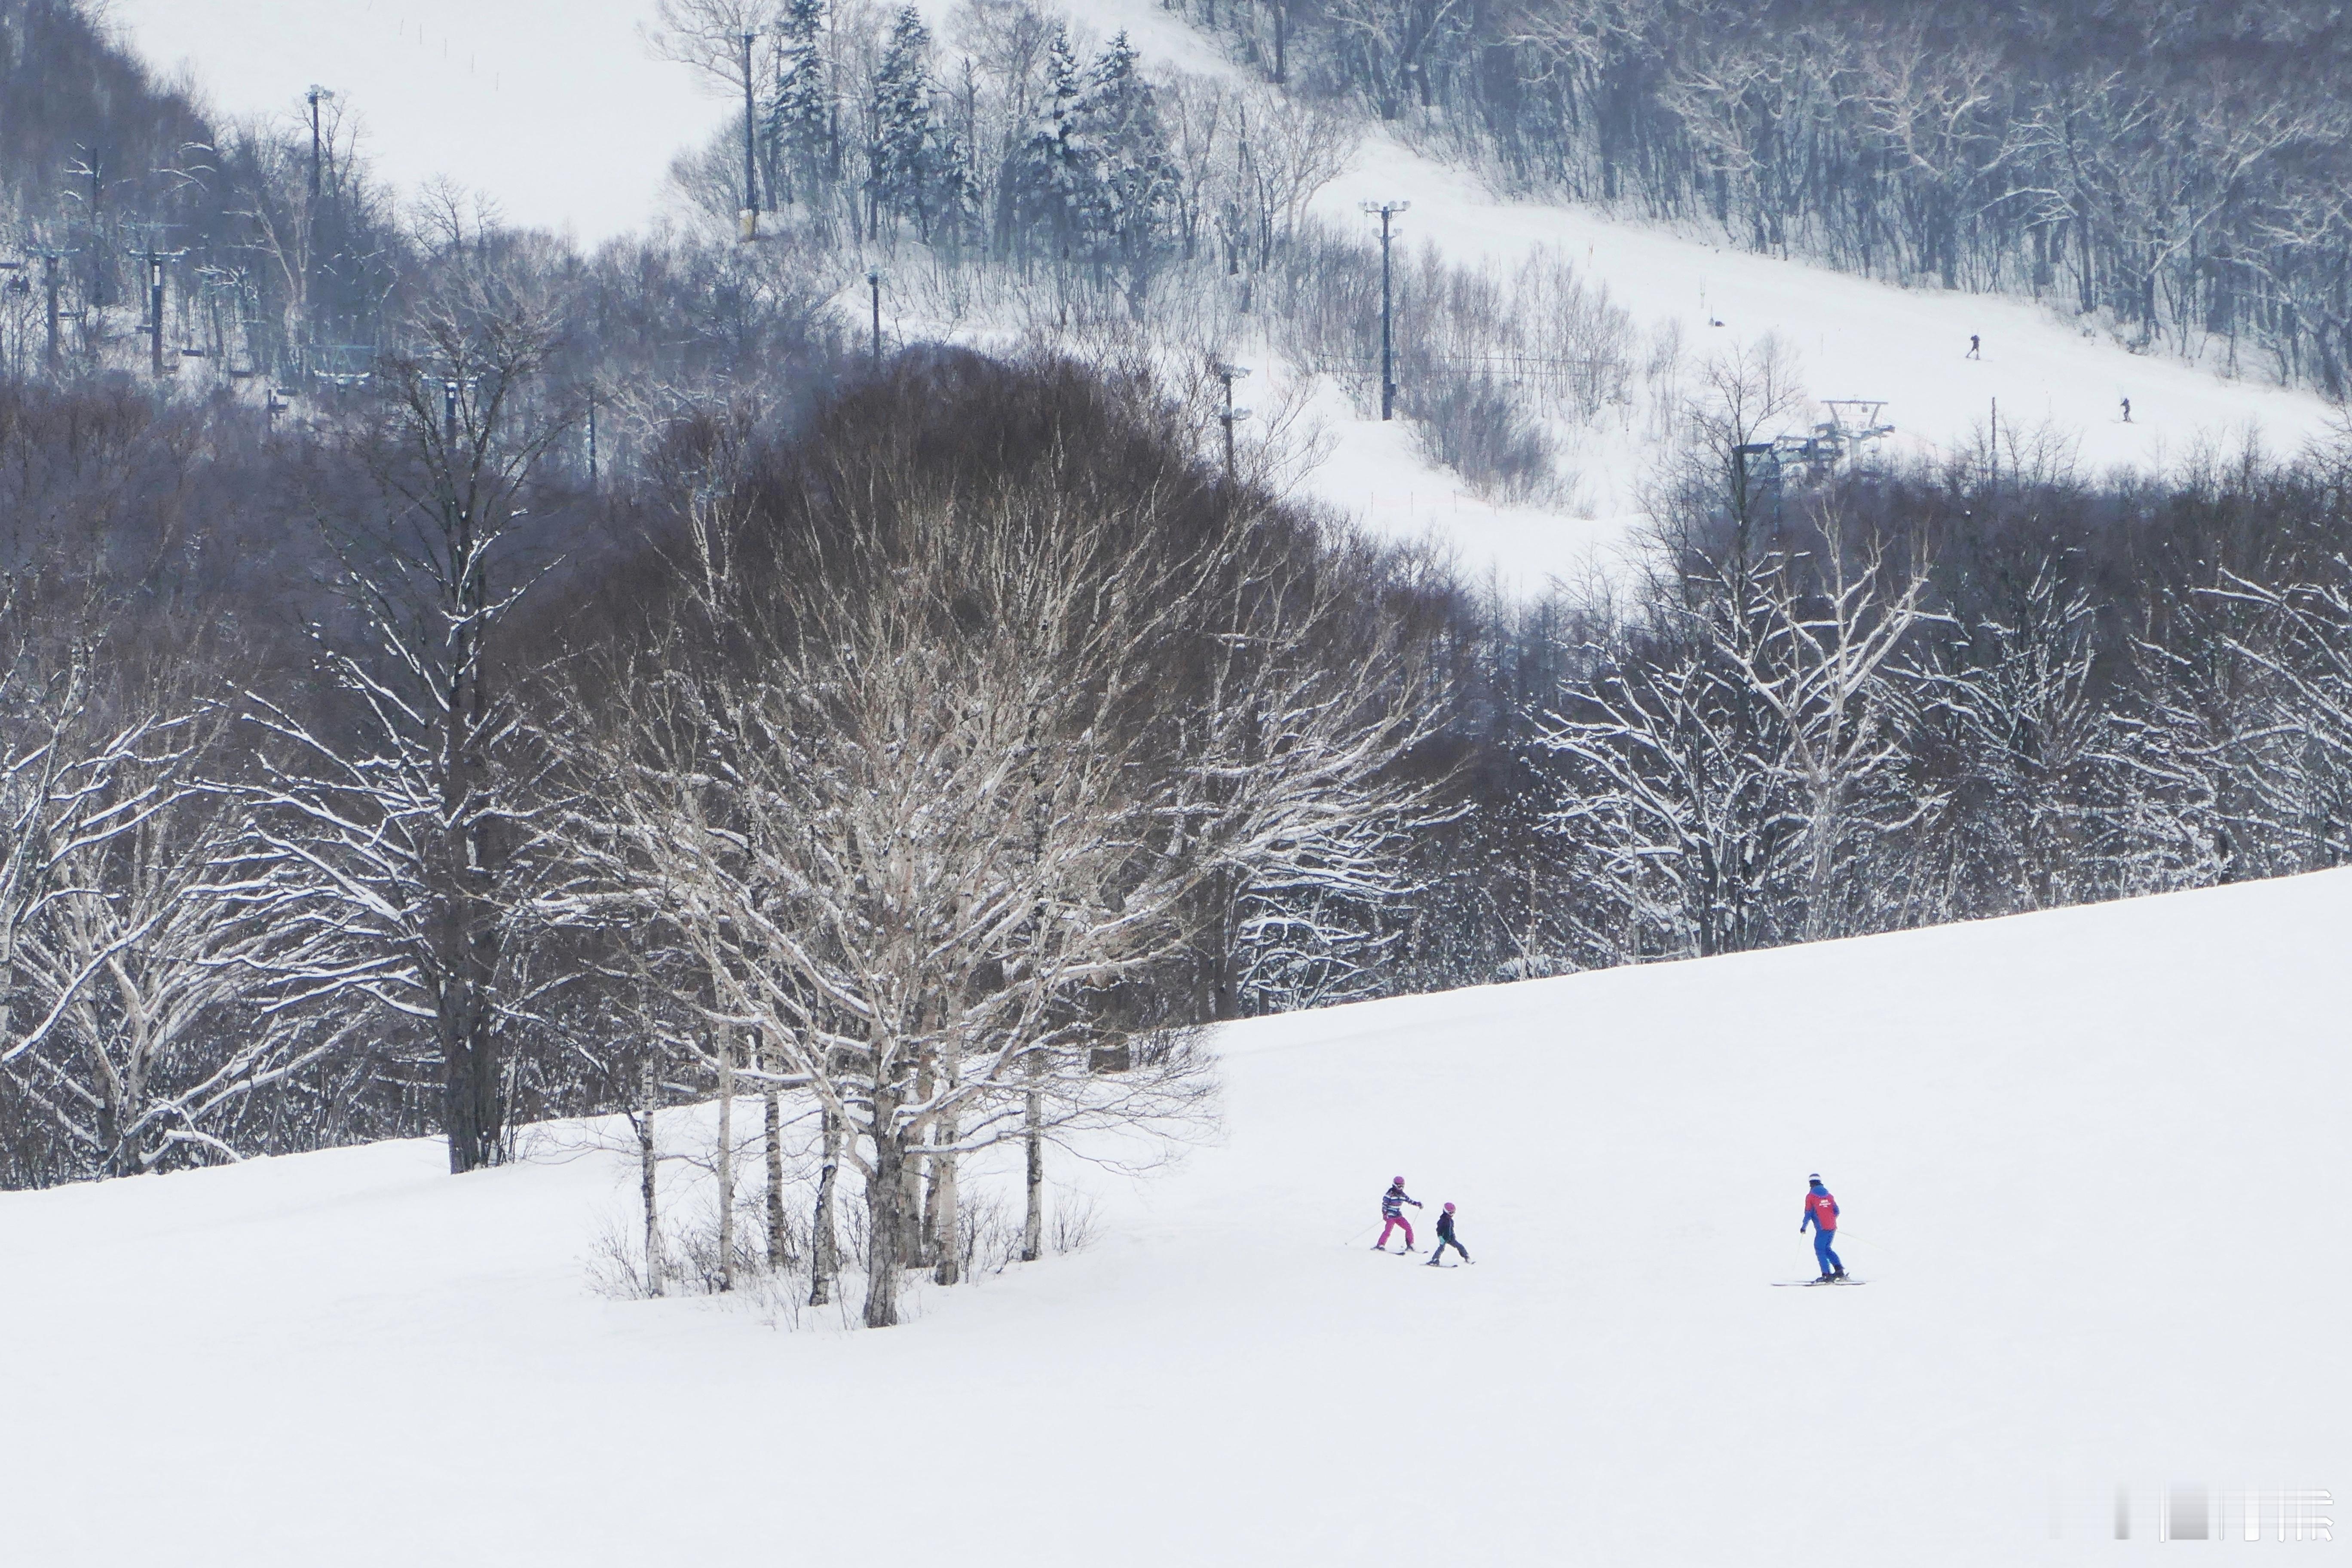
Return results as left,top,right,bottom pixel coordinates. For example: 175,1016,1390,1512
1800,1174,1845,1280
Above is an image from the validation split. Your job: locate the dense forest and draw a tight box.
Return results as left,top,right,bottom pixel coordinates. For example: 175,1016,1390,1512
3,0,2349,1329
1170,0,2352,394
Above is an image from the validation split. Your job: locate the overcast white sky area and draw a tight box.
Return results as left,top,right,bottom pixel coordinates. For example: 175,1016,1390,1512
98,0,728,244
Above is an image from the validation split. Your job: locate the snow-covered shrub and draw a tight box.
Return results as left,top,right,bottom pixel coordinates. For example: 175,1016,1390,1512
1407,371,1561,503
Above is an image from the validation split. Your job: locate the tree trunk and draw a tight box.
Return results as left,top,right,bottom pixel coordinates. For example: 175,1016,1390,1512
1021,1071,1044,1263
1801,780,1841,942
430,850,502,1173
904,1048,934,1268
809,1103,839,1308
639,1057,663,1297
931,1111,961,1286
438,985,499,1173
1211,882,1241,1021
764,1073,786,1274
715,1033,735,1293
863,1100,905,1327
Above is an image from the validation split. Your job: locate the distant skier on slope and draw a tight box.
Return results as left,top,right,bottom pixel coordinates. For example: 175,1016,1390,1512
1968,333,1981,359
1425,1201,1472,1267
1374,1176,1422,1252
1800,1173,1845,1280
2120,395,2132,423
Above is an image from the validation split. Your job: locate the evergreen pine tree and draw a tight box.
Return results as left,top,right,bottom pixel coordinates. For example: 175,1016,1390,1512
1018,24,1091,263
931,83,975,249
870,6,951,239
766,0,833,206
1077,31,1176,292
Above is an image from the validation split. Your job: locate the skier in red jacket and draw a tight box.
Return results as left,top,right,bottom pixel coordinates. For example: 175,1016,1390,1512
1800,1174,1845,1280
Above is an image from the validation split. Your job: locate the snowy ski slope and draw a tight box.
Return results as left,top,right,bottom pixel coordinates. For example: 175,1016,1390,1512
1298,128,2347,587
3,869,2346,1565
101,0,2351,592
919,0,2352,587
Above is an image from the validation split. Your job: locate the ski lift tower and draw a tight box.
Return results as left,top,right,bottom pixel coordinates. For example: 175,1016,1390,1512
1817,399,1895,465
124,225,189,378
1756,400,1899,486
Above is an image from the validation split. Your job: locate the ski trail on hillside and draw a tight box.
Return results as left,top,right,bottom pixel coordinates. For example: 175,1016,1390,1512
1015,0,2346,591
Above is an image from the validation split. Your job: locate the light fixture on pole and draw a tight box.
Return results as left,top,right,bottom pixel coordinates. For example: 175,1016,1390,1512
1216,363,1252,479
306,86,336,201
1359,200,1409,420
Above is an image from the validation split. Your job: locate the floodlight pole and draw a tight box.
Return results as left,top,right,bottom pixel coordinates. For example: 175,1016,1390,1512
149,251,164,376
142,247,187,378
1381,208,1394,420
740,33,760,242
1361,200,1409,420
304,86,336,367
1988,396,1998,518
867,266,884,363
1218,363,1251,479
43,252,62,373
306,86,334,201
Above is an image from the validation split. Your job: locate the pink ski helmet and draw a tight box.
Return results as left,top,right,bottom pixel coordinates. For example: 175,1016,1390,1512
1443,1202,1456,1213
1391,1176,1405,1186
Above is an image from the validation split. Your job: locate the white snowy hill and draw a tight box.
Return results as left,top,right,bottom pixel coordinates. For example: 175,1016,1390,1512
4,869,2346,1565
1301,131,2348,585
92,0,2350,595
103,0,2351,594
914,0,2351,588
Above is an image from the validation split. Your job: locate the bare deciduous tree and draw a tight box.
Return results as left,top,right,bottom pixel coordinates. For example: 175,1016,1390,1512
245,261,577,1174
548,410,1435,1326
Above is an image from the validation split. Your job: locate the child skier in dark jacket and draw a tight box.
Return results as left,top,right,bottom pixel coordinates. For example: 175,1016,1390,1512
1426,1202,1471,1266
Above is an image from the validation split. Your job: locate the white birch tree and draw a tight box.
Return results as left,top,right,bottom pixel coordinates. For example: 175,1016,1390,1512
547,468,1435,1327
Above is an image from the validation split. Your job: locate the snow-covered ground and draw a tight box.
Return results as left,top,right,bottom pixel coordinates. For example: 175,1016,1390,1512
5,868,2346,1564
1305,131,2346,580
102,0,2351,594
981,0,2352,589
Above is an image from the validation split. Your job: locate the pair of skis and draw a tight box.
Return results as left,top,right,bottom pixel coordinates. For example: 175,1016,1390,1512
1372,1245,1473,1267
1375,1242,1834,1281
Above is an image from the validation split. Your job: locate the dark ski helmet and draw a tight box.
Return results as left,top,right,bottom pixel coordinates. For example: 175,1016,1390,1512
1807,1173,1823,1183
